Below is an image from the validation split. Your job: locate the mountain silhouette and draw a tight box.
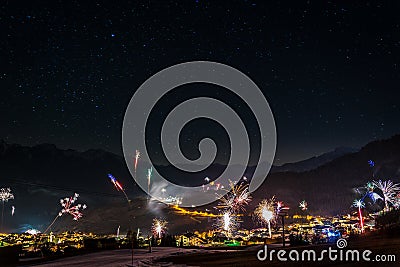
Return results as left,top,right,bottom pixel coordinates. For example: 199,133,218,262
271,147,357,173
0,135,399,233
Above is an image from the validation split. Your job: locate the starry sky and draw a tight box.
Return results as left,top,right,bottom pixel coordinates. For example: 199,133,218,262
1,1,400,164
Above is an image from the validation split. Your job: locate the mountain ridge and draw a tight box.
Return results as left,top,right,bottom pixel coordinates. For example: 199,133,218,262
1,135,400,233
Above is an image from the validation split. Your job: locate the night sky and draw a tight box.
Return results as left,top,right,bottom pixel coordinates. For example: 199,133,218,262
1,1,400,164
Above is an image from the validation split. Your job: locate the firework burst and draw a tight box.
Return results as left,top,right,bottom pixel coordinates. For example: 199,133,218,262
59,193,87,220
152,218,167,238
254,196,276,238
299,200,308,211
44,193,87,233
0,188,14,232
372,180,400,210
218,181,252,212
353,199,365,208
0,188,14,203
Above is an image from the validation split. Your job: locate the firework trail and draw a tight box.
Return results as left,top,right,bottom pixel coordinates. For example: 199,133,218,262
147,167,153,200
134,150,140,178
254,197,276,238
44,193,87,234
11,206,15,216
152,218,167,238
0,188,14,232
108,173,130,203
299,200,308,211
353,199,365,233
372,180,400,210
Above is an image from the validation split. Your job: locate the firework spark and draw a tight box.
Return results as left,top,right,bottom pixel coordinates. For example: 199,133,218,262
299,200,308,211
108,173,130,203
44,193,87,233
254,197,276,238
372,180,400,210
152,218,167,238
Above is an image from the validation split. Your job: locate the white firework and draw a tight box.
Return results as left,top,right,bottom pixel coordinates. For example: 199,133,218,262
353,199,365,208
373,180,400,209
0,188,14,231
254,197,276,238
216,211,238,234
0,188,14,202
152,218,167,238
